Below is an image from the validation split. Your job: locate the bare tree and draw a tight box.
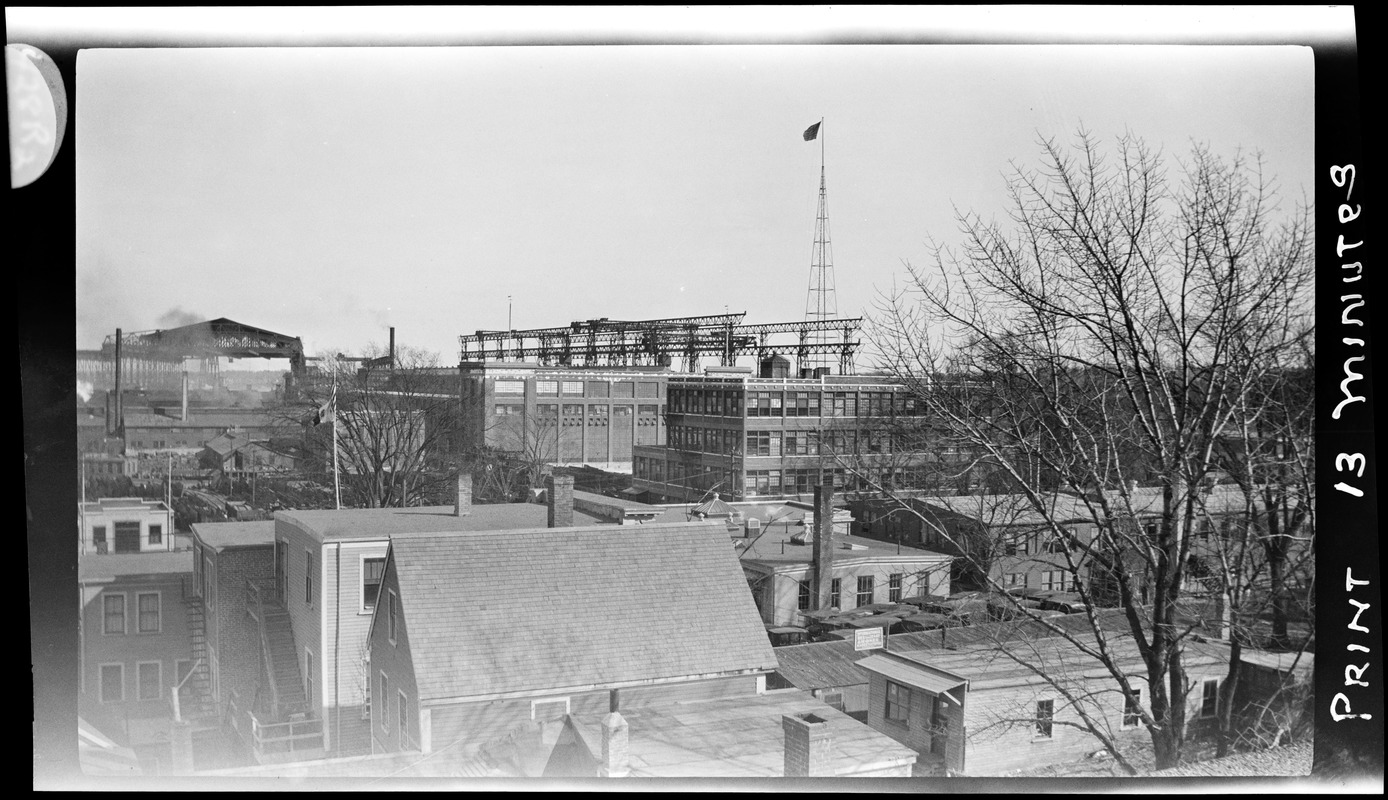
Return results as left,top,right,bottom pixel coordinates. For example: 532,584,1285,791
274,346,465,508
866,129,1313,771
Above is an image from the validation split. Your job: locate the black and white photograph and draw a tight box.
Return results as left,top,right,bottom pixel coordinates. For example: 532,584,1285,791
18,6,1379,791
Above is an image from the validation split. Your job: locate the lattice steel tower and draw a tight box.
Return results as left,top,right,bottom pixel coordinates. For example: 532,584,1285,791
803,119,837,374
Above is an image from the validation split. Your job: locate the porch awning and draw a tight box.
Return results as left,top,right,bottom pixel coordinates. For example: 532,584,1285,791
856,654,969,696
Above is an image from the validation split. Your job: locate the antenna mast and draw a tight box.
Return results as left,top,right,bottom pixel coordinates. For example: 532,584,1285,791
804,118,837,375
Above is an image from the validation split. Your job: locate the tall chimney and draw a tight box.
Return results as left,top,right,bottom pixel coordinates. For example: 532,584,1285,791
113,328,123,434
105,389,113,436
600,711,630,778
547,474,574,528
181,370,189,421
453,472,473,517
782,712,833,777
811,485,835,610
389,327,396,371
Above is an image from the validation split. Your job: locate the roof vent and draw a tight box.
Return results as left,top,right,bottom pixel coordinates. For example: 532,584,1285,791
840,541,868,551
789,529,812,546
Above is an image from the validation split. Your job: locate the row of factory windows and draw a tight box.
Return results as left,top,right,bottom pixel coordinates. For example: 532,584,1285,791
669,388,918,418
632,459,937,497
667,426,901,457
492,379,661,398
493,403,661,418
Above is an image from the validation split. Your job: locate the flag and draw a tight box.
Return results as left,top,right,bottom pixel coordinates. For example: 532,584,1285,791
803,121,821,141
310,390,335,426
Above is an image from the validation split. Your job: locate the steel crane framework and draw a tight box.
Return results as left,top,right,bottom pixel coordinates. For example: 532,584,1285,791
459,312,860,374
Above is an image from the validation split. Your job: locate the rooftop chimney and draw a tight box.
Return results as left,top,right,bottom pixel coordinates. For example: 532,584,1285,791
454,472,473,517
811,485,835,610
600,711,630,778
547,474,574,528
181,370,189,421
782,712,833,777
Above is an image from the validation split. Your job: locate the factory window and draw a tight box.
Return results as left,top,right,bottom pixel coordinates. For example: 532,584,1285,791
613,381,634,398
637,381,658,398
768,470,782,492
798,580,811,611
537,403,559,418
829,392,857,417
613,404,632,417
561,381,584,395
536,380,559,396
562,404,584,416
588,404,609,418
889,573,904,602
829,579,841,609
494,404,522,416
856,575,875,607
638,404,659,417
587,381,610,398
494,380,525,395
885,680,911,724
1034,699,1054,739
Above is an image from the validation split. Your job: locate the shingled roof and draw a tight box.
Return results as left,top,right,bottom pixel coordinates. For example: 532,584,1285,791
388,521,778,702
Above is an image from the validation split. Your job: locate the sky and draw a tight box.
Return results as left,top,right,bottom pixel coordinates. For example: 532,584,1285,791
76,42,1314,367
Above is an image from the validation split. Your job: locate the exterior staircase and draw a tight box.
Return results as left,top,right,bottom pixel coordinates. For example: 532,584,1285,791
260,605,308,716
181,585,215,721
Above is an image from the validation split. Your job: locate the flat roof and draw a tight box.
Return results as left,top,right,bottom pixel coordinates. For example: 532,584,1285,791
737,522,950,568
80,497,169,514
191,520,277,551
276,502,603,541
78,551,193,583
618,691,919,778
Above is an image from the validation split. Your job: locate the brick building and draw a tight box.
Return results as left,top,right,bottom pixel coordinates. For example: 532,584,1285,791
460,361,672,472
631,369,939,503
78,551,196,771
79,497,176,555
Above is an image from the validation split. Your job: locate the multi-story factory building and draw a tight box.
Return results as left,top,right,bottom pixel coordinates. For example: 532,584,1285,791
631,358,936,503
459,361,672,473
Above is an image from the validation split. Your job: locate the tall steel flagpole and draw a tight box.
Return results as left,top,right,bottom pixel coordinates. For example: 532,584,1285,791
332,371,342,510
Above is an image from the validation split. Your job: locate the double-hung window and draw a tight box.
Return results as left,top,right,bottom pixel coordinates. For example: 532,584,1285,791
1200,678,1220,718
797,580,811,611
856,575,875,607
888,573,903,603
387,590,399,643
1035,699,1055,739
829,579,842,609
136,592,160,633
305,550,315,606
1122,686,1143,729
103,594,126,635
362,557,386,613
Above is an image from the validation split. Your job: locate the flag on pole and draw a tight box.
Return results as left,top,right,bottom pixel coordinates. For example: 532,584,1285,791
310,389,335,426
803,121,821,141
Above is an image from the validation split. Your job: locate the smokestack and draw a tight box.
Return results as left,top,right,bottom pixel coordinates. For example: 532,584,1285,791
389,327,396,371
181,370,189,421
105,390,113,436
113,328,123,434
600,711,630,778
453,472,472,517
782,713,833,777
547,474,574,528
811,485,835,610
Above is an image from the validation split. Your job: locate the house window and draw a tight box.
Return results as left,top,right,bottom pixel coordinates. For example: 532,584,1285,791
829,579,842,609
379,672,390,732
388,589,398,643
1035,699,1055,739
103,594,126,635
1041,570,1070,592
856,575,875,607
398,690,409,740
137,662,162,701
301,649,313,708
889,573,904,603
305,550,315,606
1200,678,1220,718
100,664,124,704
148,524,163,546
798,580,811,611
175,659,195,687
885,680,911,724
1005,573,1025,588
137,592,160,633
1123,686,1143,729
362,557,386,612
93,525,107,550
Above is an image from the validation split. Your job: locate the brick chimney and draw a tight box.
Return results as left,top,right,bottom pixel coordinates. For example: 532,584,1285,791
782,712,833,777
547,474,574,528
600,710,629,778
811,485,835,610
453,472,473,517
